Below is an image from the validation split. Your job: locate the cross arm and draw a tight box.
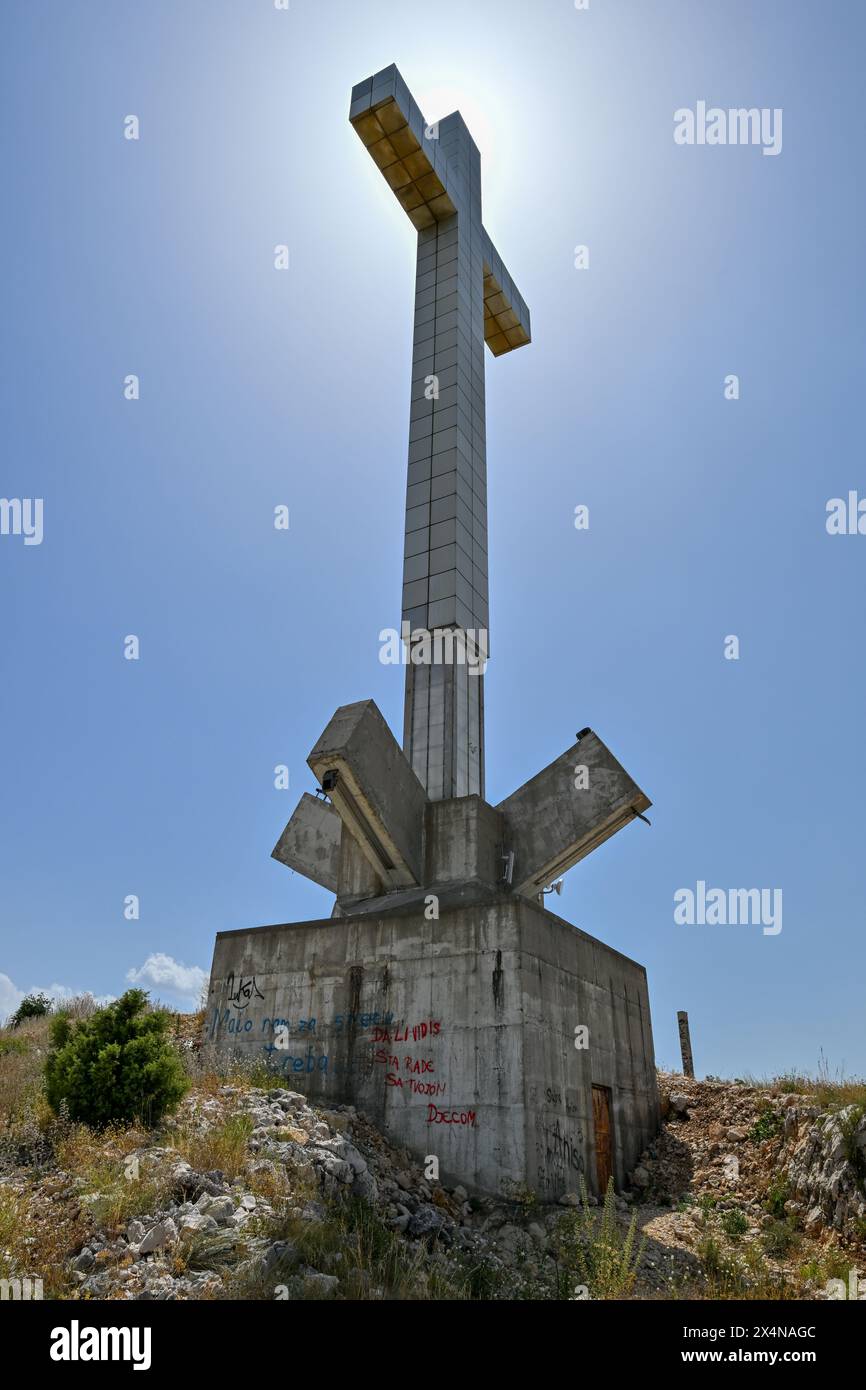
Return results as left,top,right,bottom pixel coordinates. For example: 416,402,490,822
482,230,531,355
350,65,456,232
350,64,531,357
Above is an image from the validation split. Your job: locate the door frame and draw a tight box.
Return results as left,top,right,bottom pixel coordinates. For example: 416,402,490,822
591,1082,615,1196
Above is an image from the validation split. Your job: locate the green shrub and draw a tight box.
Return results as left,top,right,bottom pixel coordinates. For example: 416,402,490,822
838,1104,866,1188
720,1208,749,1239
748,1105,783,1143
761,1218,799,1258
44,989,186,1129
696,1233,724,1277
500,1179,541,1216
8,992,52,1029
764,1176,790,1219
549,1179,644,1300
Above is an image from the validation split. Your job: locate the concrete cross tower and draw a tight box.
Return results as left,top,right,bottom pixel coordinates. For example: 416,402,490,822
349,65,531,801
207,66,660,1204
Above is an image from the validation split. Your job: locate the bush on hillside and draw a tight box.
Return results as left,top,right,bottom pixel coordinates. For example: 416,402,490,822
8,992,53,1029
44,989,187,1128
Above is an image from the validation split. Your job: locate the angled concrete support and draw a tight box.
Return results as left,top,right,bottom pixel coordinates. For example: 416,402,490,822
271,792,342,893
497,730,651,898
307,699,428,890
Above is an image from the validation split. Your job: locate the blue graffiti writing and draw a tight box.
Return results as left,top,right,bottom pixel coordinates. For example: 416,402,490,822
333,1011,394,1031
268,1048,329,1074
261,1017,316,1034
209,1006,252,1038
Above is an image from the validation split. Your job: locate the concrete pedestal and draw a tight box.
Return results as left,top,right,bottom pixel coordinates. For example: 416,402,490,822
205,893,658,1198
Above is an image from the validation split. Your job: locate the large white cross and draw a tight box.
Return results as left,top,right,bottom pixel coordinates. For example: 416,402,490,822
351,64,531,801
269,71,650,914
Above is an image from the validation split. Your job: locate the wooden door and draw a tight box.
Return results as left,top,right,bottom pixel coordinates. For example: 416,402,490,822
592,1084,614,1195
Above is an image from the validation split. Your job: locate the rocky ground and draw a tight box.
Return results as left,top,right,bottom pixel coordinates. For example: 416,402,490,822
624,1072,866,1299
2,1063,864,1300
4,1082,636,1301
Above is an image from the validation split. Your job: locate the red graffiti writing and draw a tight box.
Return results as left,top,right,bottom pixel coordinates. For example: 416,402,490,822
426,1104,476,1127
371,1019,441,1044
386,1074,446,1096
372,1049,436,1074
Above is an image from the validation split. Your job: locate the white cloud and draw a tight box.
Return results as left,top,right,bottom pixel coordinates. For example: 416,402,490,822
0,975,113,1026
126,954,206,1009
0,973,22,1025
0,956,206,1027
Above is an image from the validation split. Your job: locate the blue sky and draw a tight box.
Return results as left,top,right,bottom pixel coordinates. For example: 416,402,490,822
1,0,863,1077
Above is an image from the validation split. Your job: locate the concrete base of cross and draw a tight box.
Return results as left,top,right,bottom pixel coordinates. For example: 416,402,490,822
207,698,659,1197
204,890,659,1198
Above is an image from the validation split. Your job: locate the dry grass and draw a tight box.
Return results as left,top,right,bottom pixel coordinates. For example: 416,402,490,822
227,1194,465,1302
0,1183,87,1300
169,1113,255,1180
0,1019,50,1129
777,1078,866,1111
182,1049,287,1095
692,1054,866,1114
245,1161,300,1206
53,1123,171,1233
181,1063,261,1097
683,1233,802,1300
722,1050,865,1112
